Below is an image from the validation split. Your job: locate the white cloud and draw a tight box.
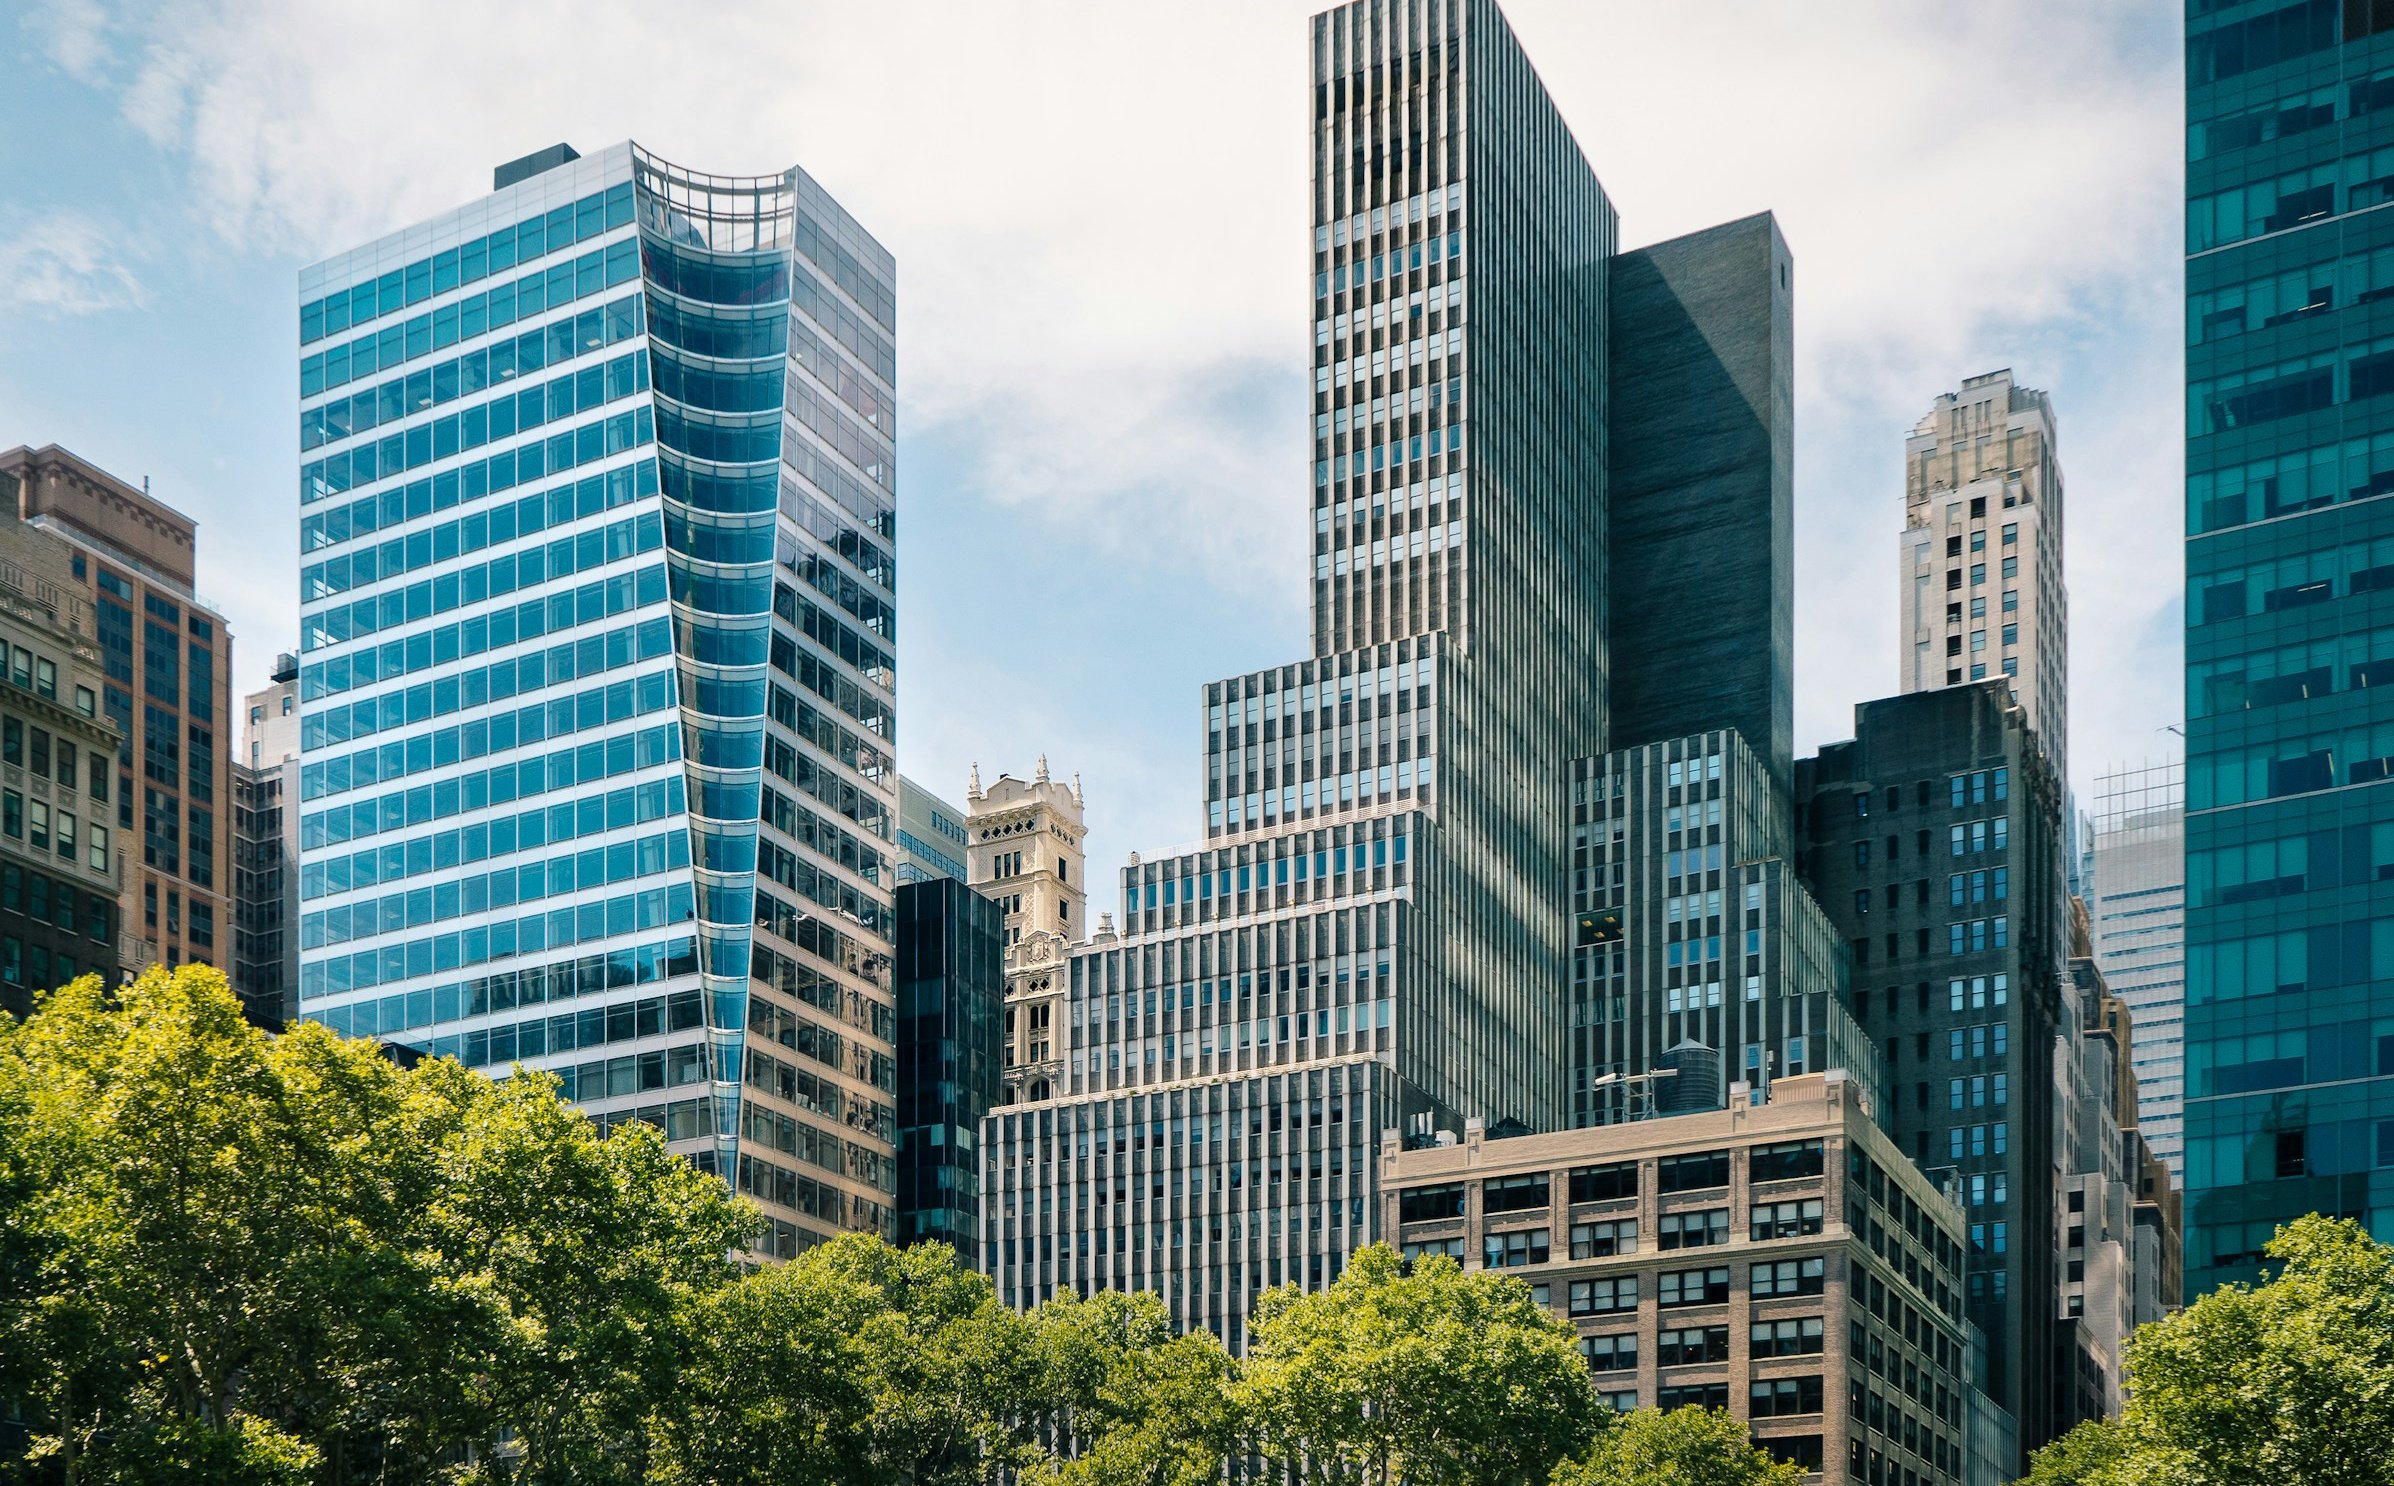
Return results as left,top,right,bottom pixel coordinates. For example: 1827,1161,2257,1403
0,214,147,316
1500,1,2183,789
30,0,2186,869
47,0,1326,591
27,0,111,79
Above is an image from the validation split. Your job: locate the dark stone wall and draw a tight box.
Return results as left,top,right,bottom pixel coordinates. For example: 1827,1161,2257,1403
1793,681,2066,1465
1606,213,1794,787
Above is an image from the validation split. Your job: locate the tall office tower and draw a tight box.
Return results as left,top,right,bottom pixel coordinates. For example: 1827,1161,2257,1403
0,486,131,1016
1899,372,2067,787
1568,211,1880,1123
293,142,900,1254
1569,730,1881,1126
1606,214,1795,791
980,0,1617,1341
0,445,233,980
893,875,1004,1256
1795,682,2069,1467
897,774,970,883
2089,761,2184,1178
965,760,1085,1103
2183,4,2394,1298
233,656,302,1028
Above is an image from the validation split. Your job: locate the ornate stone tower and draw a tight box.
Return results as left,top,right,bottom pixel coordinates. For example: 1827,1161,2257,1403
966,758,1086,1102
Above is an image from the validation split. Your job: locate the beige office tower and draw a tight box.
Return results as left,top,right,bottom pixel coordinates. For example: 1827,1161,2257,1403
1900,371,2067,784
965,758,1085,1103
0,445,235,983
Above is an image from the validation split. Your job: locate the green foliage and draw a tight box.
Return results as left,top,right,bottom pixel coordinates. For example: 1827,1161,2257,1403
0,964,750,1485
1552,1406,1803,1486
2016,1215,2394,1486
0,967,1907,1486
648,1242,889,1486
790,1233,1042,1484
1023,1289,1239,1486
60,1415,321,1486
1238,1244,1605,1485
2015,1418,2131,1486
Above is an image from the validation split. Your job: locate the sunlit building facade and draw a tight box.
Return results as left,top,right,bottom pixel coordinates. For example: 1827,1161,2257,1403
294,141,901,1252
2090,760,2184,1177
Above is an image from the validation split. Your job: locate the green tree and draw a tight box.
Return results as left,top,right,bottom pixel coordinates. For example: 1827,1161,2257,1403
805,1233,1041,1484
2015,1418,2131,1486
1023,1288,1239,1486
2017,1215,2394,1486
429,1059,758,1485
1551,1406,1802,1486
1238,1244,1603,1485
0,963,753,1485
2,965,488,1483
648,1248,885,1486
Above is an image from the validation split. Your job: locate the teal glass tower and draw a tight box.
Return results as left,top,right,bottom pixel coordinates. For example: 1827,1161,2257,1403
2185,4,2394,1295
294,143,899,1254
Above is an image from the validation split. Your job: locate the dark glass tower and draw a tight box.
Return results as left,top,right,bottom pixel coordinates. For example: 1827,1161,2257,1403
2185,4,2394,1296
894,876,1004,1255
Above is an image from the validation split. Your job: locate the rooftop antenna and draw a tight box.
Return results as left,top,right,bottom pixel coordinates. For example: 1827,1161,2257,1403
1586,1067,1677,1123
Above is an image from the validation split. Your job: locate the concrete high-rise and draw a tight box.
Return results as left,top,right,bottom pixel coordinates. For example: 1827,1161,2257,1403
2183,4,2394,1298
1796,681,2068,1465
1570,730,1881,1127
293,142,900,1254
2089,760,2184,1178
1571,212,1875,1125
0,478,134,1015
232,655,301,1028
0,445,233,982
1383,1073,1986,1483
1606,214,1795,791
2056,949,2135,1430
896,774,970,884
983,0,1614,1339
1899,372,2067,787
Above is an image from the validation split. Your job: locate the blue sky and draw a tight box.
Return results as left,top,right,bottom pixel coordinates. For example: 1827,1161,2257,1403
2,1,2184,900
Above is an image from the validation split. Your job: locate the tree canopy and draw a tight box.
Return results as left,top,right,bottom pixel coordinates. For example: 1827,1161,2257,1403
0,965,1821,1486
0,964,754,1484
1238,1244,1606,1484
2018,1215,2394,1486
1553,1406,1804,1486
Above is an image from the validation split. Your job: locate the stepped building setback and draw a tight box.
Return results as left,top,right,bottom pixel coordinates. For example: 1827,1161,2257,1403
977,0,1861,1376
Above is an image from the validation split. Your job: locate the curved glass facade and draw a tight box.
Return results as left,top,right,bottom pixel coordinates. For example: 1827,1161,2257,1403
297,142,898,1254
637,153,794,1181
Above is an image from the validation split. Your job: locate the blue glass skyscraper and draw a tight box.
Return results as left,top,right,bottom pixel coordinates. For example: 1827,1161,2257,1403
2185,3,2394,1295
293,143,900,1254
